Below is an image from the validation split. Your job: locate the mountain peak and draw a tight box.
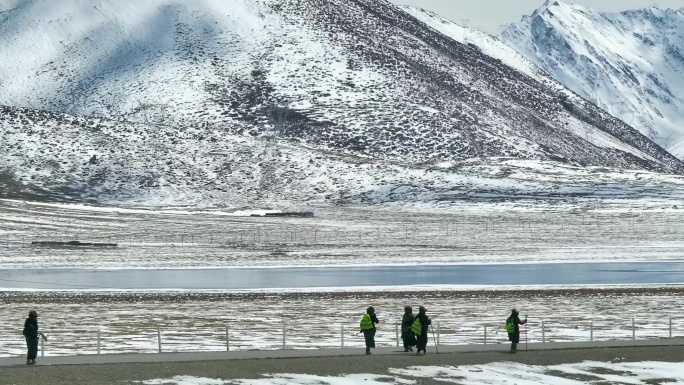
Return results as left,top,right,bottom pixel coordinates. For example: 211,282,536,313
526,0,577,22
534,0,569,14
535,0,604,19
534,0,558,15
502,0,684,159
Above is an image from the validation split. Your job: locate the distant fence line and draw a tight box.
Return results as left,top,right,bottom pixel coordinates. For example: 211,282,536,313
3,317,682,357
0,211,683,248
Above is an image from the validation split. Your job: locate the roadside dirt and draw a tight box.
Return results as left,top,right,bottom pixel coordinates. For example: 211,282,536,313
2,345,684,385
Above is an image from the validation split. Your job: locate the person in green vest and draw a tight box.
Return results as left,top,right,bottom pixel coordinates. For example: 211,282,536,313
359,306,380,355
505,308,527,353
412,306,431,355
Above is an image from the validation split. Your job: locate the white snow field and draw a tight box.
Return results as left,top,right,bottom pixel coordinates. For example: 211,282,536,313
1,192,684,357
2,1,684,372
1,288,683,357
2,196,684,269
141,360,684,384
0,191,683,356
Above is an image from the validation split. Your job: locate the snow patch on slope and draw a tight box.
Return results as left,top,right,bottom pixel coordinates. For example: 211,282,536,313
400,6,549,84
3,105,684,208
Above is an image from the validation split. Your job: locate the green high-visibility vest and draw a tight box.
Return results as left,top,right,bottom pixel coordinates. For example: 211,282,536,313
505,316,515,333
411,317,422,336
360,314,374,330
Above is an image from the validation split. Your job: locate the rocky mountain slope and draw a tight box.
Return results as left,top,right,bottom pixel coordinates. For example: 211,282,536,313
1,0,683,206
501,0,684,158
4,105,684,207
399,6,550,86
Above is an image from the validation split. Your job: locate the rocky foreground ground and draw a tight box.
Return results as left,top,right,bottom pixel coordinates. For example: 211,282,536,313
2,345,684,385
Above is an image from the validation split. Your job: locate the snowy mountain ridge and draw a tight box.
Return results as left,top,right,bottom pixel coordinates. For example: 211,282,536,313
399,6,551,86
501,0,684,158
0,0,683,206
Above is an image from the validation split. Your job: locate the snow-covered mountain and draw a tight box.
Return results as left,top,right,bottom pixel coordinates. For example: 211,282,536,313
0,0,683,206
399,6,551,86
501,0,684,158
5,105,684,207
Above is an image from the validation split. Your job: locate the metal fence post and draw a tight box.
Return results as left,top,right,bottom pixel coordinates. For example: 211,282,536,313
437,322,440,347
41,337,45,357
226,326,230,351
542,321,545,343
157,327,162,353
282,322,286,349
670,318,673,339
341,325,344,348
590,322,593,342
632,318,635,340
484,325,487,345
97,329,101,355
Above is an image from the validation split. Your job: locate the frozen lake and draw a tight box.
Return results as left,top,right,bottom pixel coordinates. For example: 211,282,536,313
2,262,684,290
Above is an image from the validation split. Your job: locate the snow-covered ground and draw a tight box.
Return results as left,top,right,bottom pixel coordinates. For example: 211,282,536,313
140,360,684,384
1,288,682,356
1,198,683,356
1,198,684,269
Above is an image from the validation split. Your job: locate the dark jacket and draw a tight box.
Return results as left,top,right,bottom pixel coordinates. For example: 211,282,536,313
23,317,38,338
506,312,526,334
402,313,415,331
415,313,431,335
368,313,379,330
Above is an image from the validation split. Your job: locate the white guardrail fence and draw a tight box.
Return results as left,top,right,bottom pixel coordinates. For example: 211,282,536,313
9,317,682,357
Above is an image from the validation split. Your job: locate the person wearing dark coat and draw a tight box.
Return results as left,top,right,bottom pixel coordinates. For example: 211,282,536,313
414,306,431,355
401,306,416,352
360,306,380,355
23,310,44,365
506,308,527,353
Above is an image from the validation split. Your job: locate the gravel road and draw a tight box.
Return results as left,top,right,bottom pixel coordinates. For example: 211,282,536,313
2,345,684,385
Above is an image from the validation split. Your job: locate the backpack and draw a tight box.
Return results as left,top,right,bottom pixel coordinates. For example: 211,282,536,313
359,314,374,330
504,316,515,333
411,317,422,336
